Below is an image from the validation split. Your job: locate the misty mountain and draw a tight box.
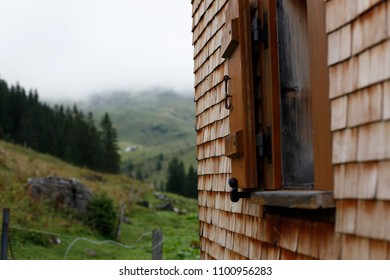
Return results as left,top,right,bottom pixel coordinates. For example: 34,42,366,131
80,89,196,185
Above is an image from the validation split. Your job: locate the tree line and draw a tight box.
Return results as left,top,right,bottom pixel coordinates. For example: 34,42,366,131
166,157,197,199
0,78,120,173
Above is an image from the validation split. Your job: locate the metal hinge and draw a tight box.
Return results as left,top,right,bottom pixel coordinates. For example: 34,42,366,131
256,126,272,164
251,13,268,49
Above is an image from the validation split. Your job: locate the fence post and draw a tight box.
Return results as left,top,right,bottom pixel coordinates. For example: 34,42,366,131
1,208,10,260
115,203,126,242
152,229,163,260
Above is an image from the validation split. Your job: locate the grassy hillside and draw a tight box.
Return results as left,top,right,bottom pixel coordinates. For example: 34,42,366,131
0,140,199,260
80,90,197,186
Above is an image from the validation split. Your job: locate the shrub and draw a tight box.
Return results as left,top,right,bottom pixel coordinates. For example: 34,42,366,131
84,193,117,238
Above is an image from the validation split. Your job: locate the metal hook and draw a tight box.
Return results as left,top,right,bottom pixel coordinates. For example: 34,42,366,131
224,75,232,110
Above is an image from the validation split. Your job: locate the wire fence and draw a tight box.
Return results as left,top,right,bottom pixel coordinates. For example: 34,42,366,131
1,207,164,260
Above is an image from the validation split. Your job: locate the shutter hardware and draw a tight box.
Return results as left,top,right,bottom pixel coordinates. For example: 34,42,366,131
229,177,253,203
256,126,272,164
251,13,268,49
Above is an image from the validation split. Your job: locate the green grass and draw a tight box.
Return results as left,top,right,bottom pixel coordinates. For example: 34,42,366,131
0,140,199,260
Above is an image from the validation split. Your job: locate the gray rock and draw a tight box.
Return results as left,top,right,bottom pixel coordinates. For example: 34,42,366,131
156,202,174,211
26,176,93,213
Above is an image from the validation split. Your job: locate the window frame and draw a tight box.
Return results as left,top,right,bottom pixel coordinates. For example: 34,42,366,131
223,0,333,196
257,0,333,191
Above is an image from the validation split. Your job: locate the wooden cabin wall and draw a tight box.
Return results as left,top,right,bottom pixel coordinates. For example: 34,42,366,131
327,0,390,259
192,0,390,259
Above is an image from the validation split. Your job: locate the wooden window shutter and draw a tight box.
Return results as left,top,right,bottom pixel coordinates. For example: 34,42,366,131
222,0,257,189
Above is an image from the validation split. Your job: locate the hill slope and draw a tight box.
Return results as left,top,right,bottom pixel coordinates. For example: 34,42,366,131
81,90,197,186
0,140,199,260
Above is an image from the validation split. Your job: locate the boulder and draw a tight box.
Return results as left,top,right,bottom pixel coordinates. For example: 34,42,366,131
156,202,174,211
26,176,93,213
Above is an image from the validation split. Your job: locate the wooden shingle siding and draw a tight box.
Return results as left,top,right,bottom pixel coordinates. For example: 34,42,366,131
193,0,390,260
326,0,390,260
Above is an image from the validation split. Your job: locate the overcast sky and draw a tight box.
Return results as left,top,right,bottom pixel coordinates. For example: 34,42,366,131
0,0,194,101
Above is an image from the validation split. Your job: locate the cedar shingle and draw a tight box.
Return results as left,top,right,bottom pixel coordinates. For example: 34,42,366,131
357,49,370,89
357,122,389,161
326,0,356,33
369,239,388,259
318,223,341,259
332,128,358,164
334,164,346,198
384,81,390,120
280,248,297,260
352,3,387,55
328,24,351,65
341,234,370,259
248,238,261,259
388,0,390,38
347,84,382,127
331,95,348,130
343,163,360,198
277,219,300,252
357,162,378,199
356,0,384,16
335,200,357,234
369,40,390,85
377,161,390,200
329,59,356,98
297,221,320,259
356,200,390,241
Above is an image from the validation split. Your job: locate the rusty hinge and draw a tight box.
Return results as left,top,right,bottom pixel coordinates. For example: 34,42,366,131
251,13,268,49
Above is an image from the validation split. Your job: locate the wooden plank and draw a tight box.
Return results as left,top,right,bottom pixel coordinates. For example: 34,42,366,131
250,190,335,209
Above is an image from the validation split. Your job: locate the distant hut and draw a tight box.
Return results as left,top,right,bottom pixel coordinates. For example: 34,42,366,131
191,0,390,259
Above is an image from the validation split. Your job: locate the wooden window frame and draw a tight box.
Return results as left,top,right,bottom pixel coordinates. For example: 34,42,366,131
222,0,334,208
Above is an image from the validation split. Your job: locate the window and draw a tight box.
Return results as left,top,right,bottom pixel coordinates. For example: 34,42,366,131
223,0,333,194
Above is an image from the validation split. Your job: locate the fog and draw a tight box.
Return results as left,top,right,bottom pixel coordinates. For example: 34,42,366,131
0,0,194,101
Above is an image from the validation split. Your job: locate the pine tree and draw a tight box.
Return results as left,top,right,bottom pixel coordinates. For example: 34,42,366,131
185,165,198,198
166,157,186,195
99,113,120,173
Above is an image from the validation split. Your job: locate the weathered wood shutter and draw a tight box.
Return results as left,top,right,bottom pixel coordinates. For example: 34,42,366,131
222,0,257,189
